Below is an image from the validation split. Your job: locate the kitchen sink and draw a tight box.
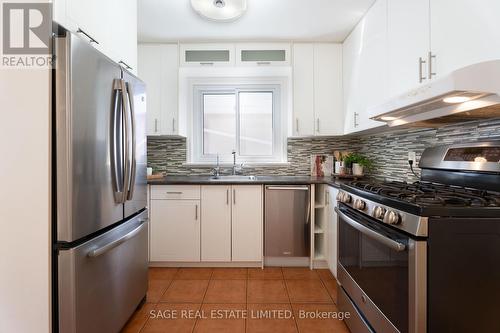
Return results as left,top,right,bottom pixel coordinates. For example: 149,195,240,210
210,175,257,181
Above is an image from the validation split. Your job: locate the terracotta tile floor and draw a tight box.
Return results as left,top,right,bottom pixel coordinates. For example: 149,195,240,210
121,267,351,333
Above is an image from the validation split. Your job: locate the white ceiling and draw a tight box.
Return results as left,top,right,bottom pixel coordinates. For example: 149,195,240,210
138,0,376,43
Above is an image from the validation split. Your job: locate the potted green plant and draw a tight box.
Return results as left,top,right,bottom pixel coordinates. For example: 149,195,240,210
343,153,373,176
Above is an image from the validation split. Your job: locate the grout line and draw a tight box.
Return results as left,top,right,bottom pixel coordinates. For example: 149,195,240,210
192,278,210,333
138,301,159,333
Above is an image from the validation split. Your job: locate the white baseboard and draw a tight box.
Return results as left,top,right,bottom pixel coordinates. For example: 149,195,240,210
149,261,263,268
264,257,310,267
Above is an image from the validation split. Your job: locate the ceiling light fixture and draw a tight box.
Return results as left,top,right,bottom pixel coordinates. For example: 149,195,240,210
191,0,247,22
380,116,398,121
443,96,472,104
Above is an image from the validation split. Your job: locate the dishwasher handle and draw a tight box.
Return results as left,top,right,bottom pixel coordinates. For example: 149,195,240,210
266,186,309,191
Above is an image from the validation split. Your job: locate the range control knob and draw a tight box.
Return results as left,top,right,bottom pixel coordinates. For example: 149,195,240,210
384,210,401,225
372,206,386,219
337,192,352,203
343,193,352,203
353,199,366,210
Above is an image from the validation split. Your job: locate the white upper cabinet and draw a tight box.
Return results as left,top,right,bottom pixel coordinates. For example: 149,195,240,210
293,43,343,136
292,44,315,136
107,0,137,72
179,44,235,67
235,43,291,66
430,0,500,79
387,0,430,98
54,0,137,73
138,44,179,136
313,44,344,136
343,0,388,134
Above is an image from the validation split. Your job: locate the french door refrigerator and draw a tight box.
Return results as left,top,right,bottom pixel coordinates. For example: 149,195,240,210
53,31,148,333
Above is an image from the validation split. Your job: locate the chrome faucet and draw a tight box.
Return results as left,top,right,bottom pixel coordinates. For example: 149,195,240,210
212,153,221,178
231,150,244,175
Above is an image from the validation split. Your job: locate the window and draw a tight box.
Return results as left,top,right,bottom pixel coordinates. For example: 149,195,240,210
192,84,285,164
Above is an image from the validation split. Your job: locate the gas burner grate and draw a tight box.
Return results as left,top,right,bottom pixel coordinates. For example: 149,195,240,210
350,180,500,208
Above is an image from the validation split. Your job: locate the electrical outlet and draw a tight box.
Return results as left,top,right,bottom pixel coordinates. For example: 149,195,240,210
408,151,416,162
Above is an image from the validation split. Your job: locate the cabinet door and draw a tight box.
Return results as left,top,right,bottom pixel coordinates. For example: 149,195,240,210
138,45,162,135
387,0,430,98
201,186,231,261
160,44,179,136
66,0,106,49
292,44,315,136
235,43,291,66
326,187,339,277
138,44,178,136
108,0,137,73
231,186,263,262
179,44,235,67
314,43,344,136
430,0,500,79
343,0,388,134
150,200,200,261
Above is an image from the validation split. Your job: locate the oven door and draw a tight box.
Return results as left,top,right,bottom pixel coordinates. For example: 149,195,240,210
336,204,426,333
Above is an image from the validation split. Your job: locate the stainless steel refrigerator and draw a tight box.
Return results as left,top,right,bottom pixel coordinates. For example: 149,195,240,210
53,31,148,333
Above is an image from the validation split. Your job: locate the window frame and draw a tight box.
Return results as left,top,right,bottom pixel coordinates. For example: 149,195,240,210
191,83,285,164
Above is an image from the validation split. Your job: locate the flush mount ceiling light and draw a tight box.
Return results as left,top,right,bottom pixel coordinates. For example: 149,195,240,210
443,96,472,104
191,0,247,22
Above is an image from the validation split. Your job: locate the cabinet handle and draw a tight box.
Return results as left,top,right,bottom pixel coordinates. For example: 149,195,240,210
166,191,183,194
295,118,299,134
257,61,271,65
226,188,229,205
172,118,175,132
418,57,427,83
119,60,133,70
326,191,330,205
354,112,359,127
154,119,158,132
195,204,198,220
200,62,214,66
76,28,99,44
233,189,236,205
428,52,436,79
316,118,320,133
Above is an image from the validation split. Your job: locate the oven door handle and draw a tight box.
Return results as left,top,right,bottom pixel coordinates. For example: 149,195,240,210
335,207,406,252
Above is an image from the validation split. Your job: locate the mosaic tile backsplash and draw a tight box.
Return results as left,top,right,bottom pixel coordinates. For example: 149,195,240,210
148,118,500,182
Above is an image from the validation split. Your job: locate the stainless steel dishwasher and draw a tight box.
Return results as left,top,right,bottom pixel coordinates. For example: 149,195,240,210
264,185,311,266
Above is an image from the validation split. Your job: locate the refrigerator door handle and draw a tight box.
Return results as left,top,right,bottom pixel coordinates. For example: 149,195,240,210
125,81,136,201
111,80,125,203
87,219,148,258
120,79,131,204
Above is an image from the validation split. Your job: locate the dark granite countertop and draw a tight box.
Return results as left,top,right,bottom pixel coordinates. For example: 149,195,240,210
147,175,353,188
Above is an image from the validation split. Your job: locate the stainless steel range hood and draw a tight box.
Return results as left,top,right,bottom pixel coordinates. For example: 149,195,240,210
370,60,500,127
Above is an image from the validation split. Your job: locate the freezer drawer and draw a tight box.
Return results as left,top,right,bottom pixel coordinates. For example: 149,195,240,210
58,210,148,333
264,185,310,257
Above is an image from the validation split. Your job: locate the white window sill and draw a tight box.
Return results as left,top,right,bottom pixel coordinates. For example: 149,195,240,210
182,162,290,167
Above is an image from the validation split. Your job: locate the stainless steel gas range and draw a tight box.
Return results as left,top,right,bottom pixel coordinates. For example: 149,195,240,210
335,141,500,333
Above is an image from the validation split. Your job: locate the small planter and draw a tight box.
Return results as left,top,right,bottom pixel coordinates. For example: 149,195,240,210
352,163,364,176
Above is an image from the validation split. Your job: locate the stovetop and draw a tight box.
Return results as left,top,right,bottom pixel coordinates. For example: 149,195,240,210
341,180,500,217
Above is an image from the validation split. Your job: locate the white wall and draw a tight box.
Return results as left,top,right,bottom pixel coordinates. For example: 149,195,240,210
0,68,51,332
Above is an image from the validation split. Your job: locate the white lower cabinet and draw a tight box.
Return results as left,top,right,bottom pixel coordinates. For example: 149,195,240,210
231,185,263,262
150,199,200,262
327,186,339,277
201,186,232,261
150,185,262,263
